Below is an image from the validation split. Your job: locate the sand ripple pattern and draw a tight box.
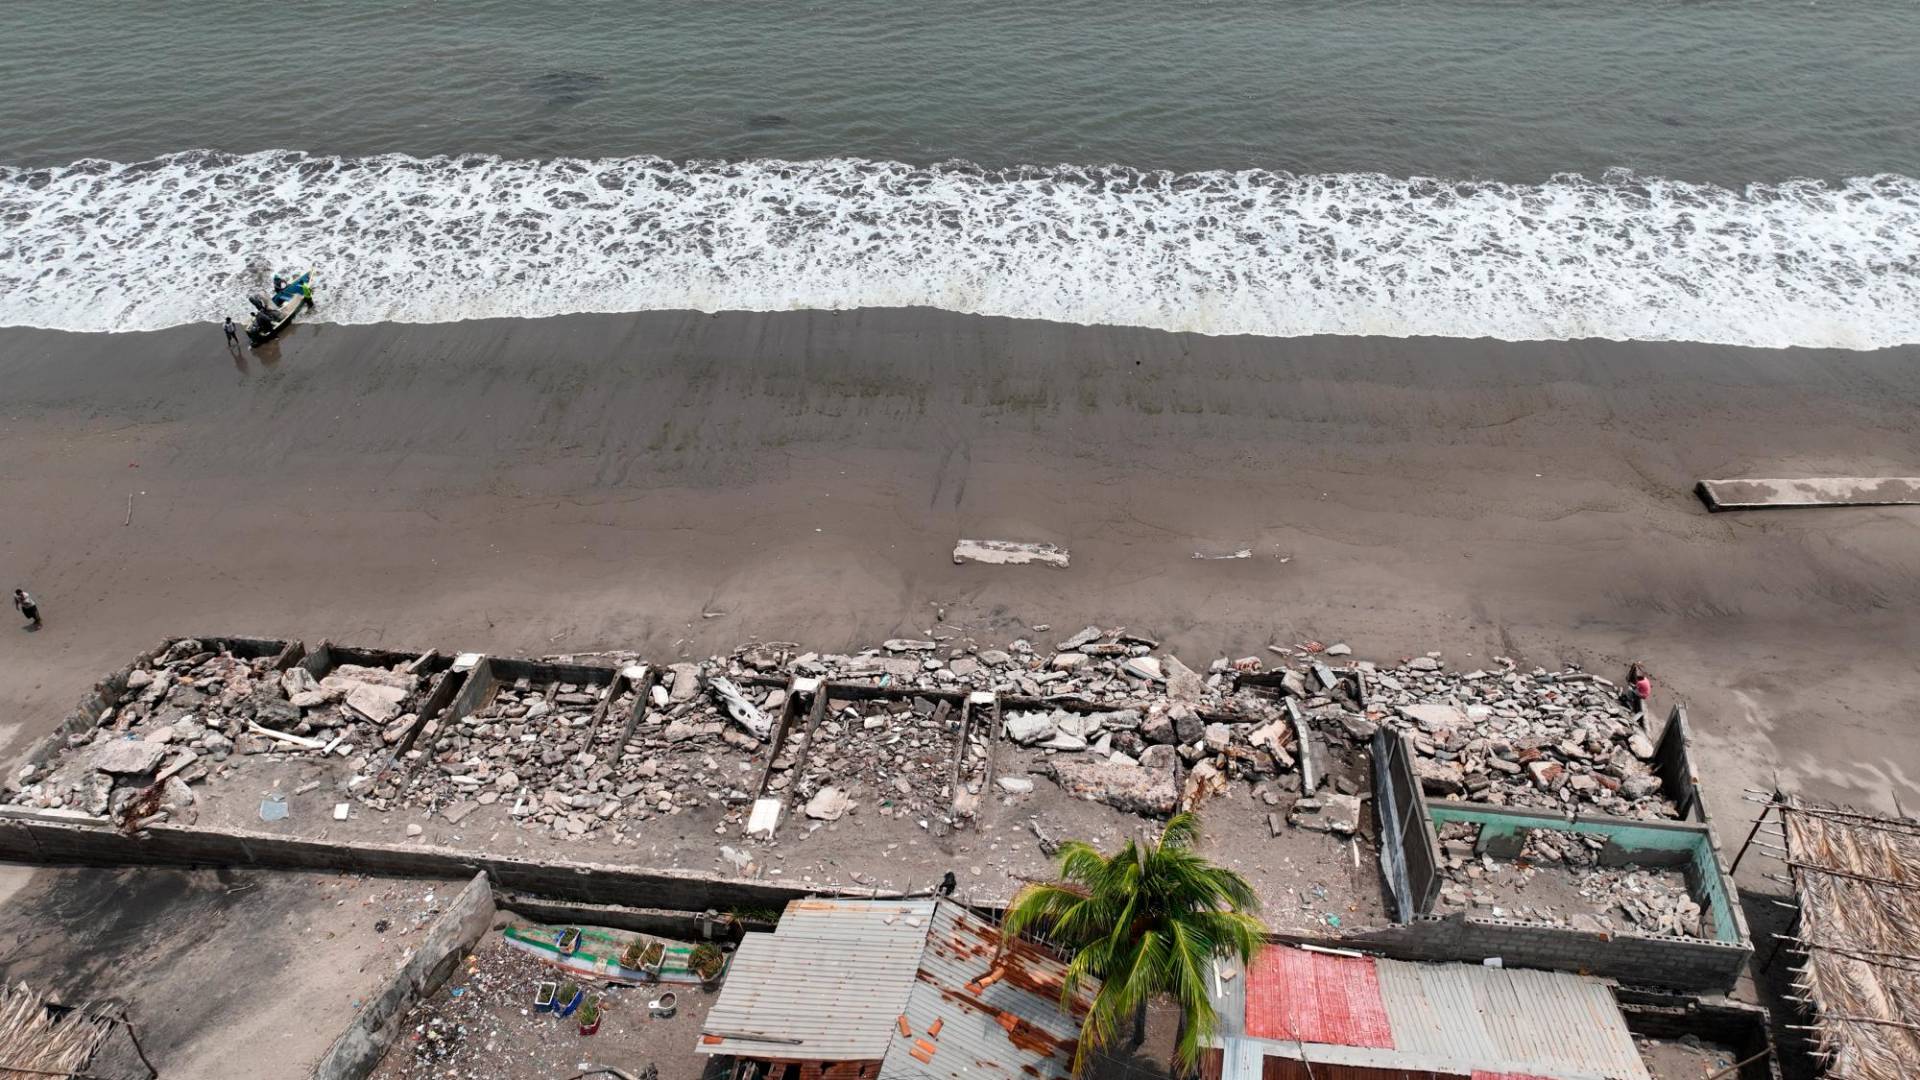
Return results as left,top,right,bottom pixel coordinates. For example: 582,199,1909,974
1,150,1916,348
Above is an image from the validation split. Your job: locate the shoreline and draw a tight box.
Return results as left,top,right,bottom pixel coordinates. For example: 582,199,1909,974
2,307,1919,844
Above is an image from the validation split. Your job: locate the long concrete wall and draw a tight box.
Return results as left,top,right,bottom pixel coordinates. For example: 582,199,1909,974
495,892,778,941
0,806,906,912
310,870,496,1080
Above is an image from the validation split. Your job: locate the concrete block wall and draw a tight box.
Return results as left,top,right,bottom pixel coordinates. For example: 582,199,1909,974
310,870,496,1080
1345,912,1752,993
1616,993,1781,1080
1367,723,1754,991
1654,705,1752,948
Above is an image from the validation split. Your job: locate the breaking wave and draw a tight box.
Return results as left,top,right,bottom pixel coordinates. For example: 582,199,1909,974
1,150,1916,348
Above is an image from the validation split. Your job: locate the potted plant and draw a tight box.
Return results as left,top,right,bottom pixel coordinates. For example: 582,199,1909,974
619,939,649,970
688,943,726,989
533,981,558,1013
555,980,582,1018
577,994,603,1036
554,927,582,955
638,939,665,978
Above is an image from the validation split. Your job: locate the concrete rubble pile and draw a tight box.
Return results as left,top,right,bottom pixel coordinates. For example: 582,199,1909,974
599,663,782,835
386,674,622,834
1356,654,1677,819
1585,867,1707,938
390,662,786,840
9,633,1681,870
275,661,430,751
1433,824,1706,938
789,627,1320,823
793,695,968,828
6,639,430,826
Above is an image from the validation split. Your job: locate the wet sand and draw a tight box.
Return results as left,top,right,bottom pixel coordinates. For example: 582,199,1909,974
2,308,1919,871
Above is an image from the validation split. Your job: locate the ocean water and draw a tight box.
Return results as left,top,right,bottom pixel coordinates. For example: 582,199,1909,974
1,0,1916,346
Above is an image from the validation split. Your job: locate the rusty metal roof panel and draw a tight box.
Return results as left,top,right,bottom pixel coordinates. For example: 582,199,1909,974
1208,946,1648,1080
879,899,1092,1079
697,897,938,1061
1243,944,1393,1047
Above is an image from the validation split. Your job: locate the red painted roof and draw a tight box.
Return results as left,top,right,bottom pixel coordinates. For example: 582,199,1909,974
1244,945,1393,1048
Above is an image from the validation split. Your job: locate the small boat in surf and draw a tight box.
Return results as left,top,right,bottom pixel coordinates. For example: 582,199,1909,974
243,270,312,345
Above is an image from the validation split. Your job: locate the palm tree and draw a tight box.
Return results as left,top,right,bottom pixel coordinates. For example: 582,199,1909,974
999,812,1265,1075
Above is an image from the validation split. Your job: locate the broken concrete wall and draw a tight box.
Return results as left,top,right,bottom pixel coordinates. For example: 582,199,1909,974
1369,717,1751,987
1371,729,1441,921
495,892,776,941
1651,705,1751,949
415,655,618,762
299,642,450,681
17,637,171,776
1616,992,1781,1080
393,666,468,758
310,870,496,1080
1654,705,1702,821
479,657,618,694
1424,801,1743,944
746,679,808,804
296,643,462,759
1345,911,1752,993
15,636,295,778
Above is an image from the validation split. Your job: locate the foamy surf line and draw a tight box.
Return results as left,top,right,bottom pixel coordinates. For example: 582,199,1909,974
1,150,1916,348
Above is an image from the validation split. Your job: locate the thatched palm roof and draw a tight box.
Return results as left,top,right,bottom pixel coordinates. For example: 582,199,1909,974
1781,798,1920,1080
0,982,137,1080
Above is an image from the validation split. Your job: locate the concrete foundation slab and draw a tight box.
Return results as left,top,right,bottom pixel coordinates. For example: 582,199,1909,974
1697,476,1920,511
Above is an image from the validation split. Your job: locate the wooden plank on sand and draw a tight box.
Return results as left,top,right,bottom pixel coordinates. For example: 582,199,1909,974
1697,477,1920,511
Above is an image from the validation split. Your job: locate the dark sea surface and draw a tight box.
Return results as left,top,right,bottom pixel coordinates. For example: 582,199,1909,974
1,0,1915,344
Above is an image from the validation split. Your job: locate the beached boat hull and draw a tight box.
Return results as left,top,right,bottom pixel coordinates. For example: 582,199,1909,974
244,271,312,345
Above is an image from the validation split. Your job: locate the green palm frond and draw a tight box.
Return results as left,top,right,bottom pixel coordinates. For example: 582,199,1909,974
1158,811,1203,852
1005,813,1269,1076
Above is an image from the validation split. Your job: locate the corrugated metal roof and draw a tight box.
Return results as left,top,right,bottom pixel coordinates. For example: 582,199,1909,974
880,899,1093,1079
698,898,1093,1076
1210,946,1650,1080
699,898,937,1060
1376,958,1647,1079
1244,944,1393,1047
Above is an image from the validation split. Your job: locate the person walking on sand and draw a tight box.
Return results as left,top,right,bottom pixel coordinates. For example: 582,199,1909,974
223,316,238,345
12,589,41,630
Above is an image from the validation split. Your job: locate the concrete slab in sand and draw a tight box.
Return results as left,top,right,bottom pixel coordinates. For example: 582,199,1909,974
1697,476,1920,511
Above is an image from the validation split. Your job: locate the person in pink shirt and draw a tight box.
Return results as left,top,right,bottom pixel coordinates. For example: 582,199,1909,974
1625,661,1651,712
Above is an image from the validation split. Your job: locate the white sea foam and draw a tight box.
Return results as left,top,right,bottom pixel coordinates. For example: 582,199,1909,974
0,150,1915,348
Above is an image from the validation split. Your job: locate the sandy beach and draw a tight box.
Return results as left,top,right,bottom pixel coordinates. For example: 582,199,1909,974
3,307,1918,845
